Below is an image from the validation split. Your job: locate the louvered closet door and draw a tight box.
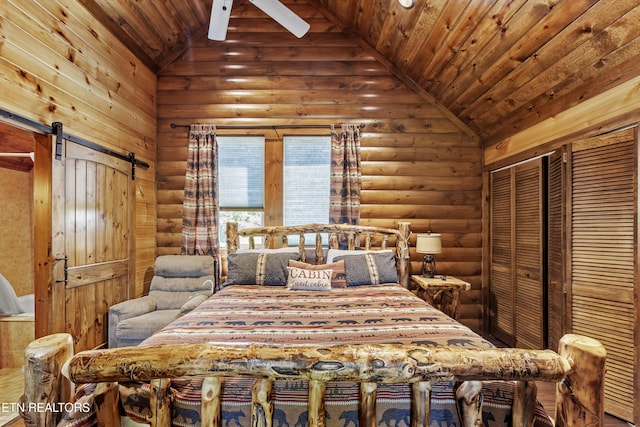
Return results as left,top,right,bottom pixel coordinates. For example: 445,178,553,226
490,169,515,345
513,160,545,349
490,160,545,349
546,150,565,353
570,129,636,422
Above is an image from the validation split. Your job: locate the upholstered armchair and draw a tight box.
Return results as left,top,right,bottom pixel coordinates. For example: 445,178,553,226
108,255,216,348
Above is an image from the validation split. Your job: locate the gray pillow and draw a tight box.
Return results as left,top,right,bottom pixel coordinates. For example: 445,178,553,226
225,252,301,286
334,251,398,286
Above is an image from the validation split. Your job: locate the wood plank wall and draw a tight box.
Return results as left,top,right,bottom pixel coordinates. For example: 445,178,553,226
0,168,33,297
155,1,485,329
0,0,157,299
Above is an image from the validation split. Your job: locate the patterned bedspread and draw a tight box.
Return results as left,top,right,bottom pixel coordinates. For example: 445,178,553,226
60,284,553,427
140,284,490,348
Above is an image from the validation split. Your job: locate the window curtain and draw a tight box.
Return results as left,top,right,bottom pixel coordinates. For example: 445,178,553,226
329,123,362,225
181,124,220,260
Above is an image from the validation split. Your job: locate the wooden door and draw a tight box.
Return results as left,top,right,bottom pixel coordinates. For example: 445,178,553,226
513,160,545,349
489,168,515,345
489,158,545,349
50,139,134,352
546,149,566,352
569,128,637,422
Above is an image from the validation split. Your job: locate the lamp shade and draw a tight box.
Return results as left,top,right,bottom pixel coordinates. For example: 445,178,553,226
415,233,442,254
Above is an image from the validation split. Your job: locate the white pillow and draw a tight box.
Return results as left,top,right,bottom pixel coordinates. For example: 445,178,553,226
237,247,301,254
326,248,393,264
286,266,333,291
0,273,24,315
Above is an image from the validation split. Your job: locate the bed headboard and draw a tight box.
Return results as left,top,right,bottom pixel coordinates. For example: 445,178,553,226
225,222,412,288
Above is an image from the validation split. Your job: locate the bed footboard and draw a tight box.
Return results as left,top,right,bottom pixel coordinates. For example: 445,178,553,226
21,333,605,427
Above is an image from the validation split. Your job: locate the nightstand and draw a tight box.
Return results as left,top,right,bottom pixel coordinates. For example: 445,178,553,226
411,275,470,320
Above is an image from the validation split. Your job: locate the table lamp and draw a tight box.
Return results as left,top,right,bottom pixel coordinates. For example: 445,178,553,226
416,232,442,278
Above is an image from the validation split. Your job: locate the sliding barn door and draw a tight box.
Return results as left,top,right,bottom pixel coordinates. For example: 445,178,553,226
570,129,637,422
489,159,545,349
51,139,134,352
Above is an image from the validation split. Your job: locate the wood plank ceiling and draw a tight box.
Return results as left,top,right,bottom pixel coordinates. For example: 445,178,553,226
79,0,640,145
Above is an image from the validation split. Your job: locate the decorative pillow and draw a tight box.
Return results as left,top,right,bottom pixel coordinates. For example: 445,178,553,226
326,248,393,263
286,266,333,291
334,251,398,286
225,252,301,286
288,260,347,288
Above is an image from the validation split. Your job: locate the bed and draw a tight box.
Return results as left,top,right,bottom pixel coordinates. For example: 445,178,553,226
21,221,606,427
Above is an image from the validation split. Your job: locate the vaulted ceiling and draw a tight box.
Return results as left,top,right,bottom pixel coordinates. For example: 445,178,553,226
78,0,640,145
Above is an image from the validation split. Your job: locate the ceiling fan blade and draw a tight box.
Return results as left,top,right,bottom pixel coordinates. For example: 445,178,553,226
208,0,233,41
249,0,310,38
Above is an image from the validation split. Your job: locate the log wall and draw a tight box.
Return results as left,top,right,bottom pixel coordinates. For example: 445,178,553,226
0,0,157,299
156,3,484,329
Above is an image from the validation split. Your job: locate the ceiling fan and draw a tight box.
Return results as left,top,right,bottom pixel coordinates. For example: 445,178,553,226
208,0,310,41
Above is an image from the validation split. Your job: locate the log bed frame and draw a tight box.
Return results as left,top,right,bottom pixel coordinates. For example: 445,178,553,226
21,222,606,427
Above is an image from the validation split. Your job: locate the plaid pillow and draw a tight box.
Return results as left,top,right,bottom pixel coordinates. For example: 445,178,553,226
334,252,398,286
225,252,301,286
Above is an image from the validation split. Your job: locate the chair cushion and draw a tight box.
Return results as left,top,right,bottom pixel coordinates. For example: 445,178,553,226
150,289,211,310
115,309,182,341
180,294,210,315
154,255,214,278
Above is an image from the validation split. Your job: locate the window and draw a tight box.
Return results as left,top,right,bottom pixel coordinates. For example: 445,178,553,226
217,134,331,247
283,135,331,243
217,136,264,246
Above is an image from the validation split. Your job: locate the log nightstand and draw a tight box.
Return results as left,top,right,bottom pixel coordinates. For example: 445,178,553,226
411,275,470,320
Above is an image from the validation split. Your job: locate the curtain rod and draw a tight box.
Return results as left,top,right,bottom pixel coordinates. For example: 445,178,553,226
170,123,366,130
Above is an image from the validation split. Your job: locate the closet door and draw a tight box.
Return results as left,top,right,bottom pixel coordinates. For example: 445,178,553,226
570,129,637,422
546,150,566,352
513,160,545,349
489,159,545,349
490,168,515,345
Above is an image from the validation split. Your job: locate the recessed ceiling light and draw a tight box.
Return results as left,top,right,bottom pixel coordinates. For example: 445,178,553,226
398,0,415,8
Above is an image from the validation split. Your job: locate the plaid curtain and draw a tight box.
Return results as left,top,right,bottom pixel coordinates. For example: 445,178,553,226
181,125,220,259
329,123,362,225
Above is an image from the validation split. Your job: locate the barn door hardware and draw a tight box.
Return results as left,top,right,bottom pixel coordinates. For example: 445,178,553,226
55,256,68,285
0,108,149,178
51,122,149,181
53,121,64,160
128,152,137,180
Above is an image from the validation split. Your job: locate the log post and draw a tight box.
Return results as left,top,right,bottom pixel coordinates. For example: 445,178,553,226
21,333,74,427
94,382,121,427
347,233,355,250
512,381,536,427
226,222,238,254
555,334,606,427
359,382,377,427
308,379,327,427
411,381,431,427
397,221,411,289
201,377,222,427
149,379,171,427
315,232,323,263
456,381,483,427
298,235,306,262
251,378,273,427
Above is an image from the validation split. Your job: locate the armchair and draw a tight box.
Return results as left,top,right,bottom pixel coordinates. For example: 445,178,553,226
108,255,216,348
